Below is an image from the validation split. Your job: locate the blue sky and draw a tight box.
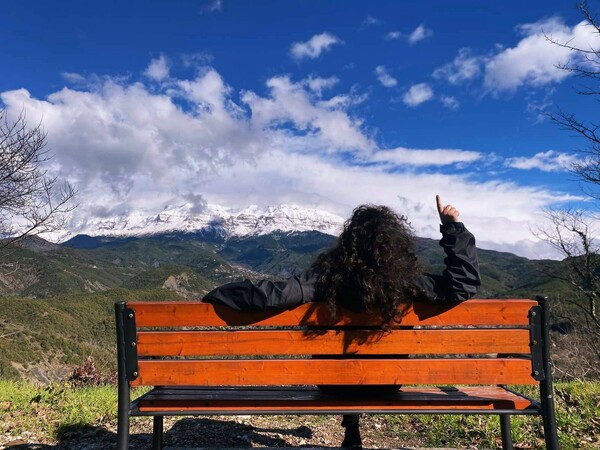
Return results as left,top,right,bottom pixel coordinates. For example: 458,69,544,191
1,0,598,258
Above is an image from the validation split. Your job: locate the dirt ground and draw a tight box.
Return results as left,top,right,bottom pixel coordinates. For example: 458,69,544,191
1,414,460,450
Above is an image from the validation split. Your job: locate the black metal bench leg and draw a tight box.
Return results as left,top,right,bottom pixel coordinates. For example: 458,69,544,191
542,393,560,450
500,415,513,450
537,295,560,450
115,302,131,450
153,416,164,450
116,412,129,450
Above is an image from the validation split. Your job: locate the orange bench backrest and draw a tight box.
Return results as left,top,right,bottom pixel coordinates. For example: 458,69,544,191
122,299,540,387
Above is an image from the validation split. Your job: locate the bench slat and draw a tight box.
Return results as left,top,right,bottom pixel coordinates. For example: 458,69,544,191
130,299,536,327
137,329,531,356
134,386,537,413
131,358,536,387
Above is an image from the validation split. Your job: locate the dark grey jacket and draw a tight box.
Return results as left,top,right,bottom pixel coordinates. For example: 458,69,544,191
203,222,480,310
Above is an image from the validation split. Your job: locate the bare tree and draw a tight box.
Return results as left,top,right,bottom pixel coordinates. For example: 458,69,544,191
533,209,600,378
535,2,600,376
0,109,76,247
545,2,600,193
536,209,600,326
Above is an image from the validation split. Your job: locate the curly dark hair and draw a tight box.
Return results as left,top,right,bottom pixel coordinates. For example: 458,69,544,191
311,204,428,325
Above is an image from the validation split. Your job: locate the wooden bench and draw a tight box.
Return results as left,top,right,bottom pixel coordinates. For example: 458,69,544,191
115,297,560,450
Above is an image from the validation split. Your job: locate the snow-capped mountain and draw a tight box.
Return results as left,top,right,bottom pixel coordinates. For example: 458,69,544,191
57,204,345,242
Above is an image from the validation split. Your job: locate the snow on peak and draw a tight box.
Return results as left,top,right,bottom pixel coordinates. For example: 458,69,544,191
56,203,345,242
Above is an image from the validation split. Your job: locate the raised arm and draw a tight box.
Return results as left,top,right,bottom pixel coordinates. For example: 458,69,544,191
416,196,481,302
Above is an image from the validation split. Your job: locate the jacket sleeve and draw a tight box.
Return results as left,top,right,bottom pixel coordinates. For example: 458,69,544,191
203,272,312,311
415,222,481,302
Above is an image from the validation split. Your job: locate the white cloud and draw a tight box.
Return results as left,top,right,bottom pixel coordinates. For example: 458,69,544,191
370,147,481,166
290,33,342,60
440,96,460,110
201,0,222,13
362,15,380,27
477,237,562,260
433,17,600,94
374,65,397,88
200,149,576,259
385,31,402,40
306,76,339,95
0,61,584,259
403,83,434,107
408,24,433,45
182,52,214,68
62,72,87,84
385,25,432,44
177,69,231,110
144,55,170,81
241,75,373,152
0,69,373,206
484,17,600,93
433,17,600,95
433,48,482,85
525,87,555,123
505,150,581,172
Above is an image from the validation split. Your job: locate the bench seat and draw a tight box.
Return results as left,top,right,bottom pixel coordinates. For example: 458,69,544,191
133,385,540,415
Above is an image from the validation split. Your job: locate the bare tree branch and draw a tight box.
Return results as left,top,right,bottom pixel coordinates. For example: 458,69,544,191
543,2,600,192
0,109,77,248
527,4,600,368
533,208,600,360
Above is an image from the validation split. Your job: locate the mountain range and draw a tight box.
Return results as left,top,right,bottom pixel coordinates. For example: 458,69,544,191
1,226,569,301
56,203,345,242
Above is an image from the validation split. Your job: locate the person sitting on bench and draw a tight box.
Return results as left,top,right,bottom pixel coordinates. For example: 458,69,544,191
203,195,481,448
